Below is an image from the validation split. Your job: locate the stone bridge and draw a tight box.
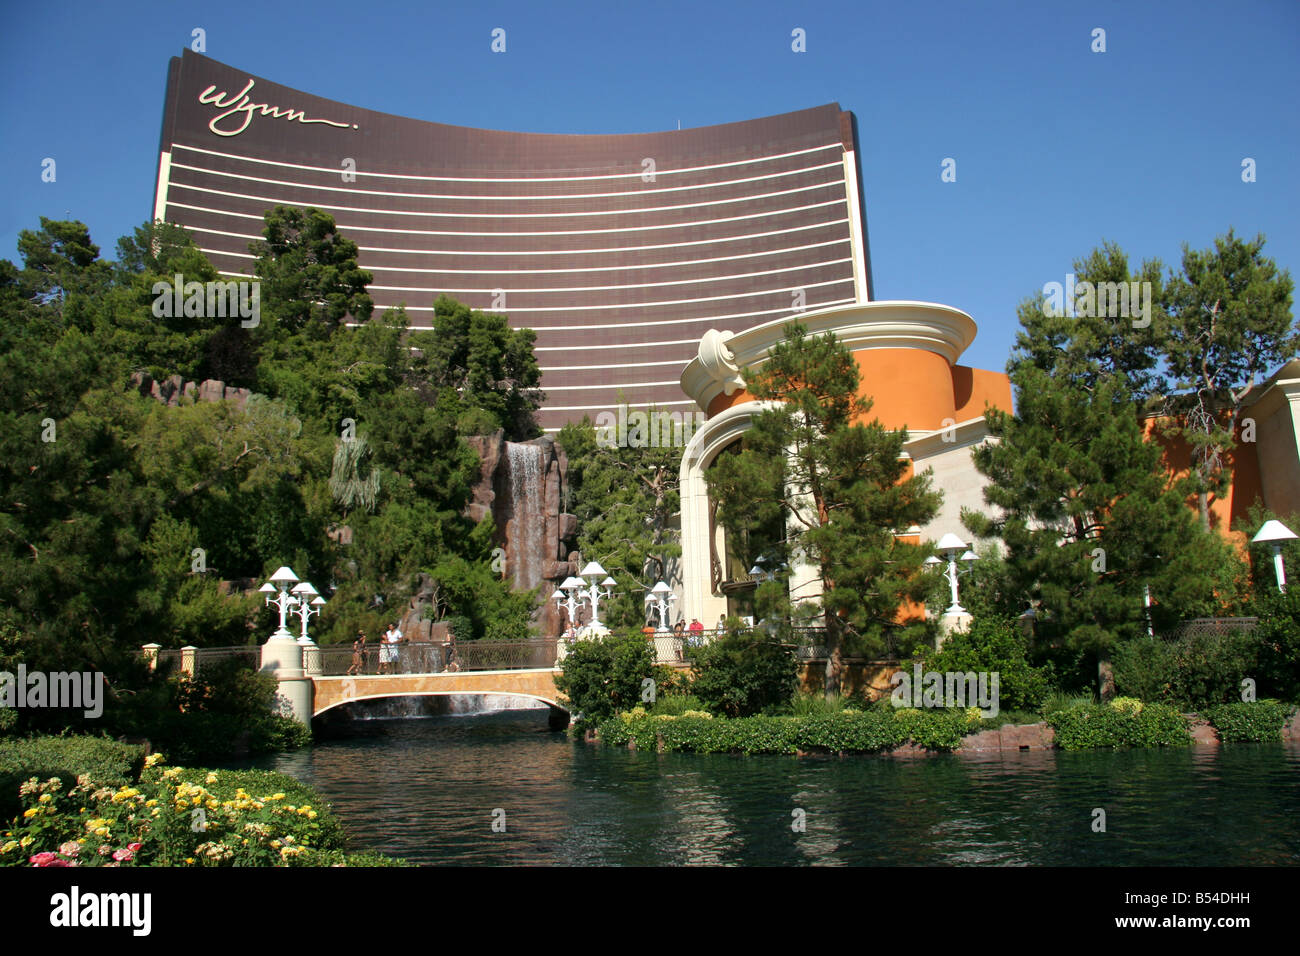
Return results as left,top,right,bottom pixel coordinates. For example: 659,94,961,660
312,668,569,728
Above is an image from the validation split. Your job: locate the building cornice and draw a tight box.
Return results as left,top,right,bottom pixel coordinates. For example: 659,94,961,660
680,299,979,411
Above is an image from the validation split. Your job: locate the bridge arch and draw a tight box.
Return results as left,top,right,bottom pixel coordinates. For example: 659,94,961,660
310,671,570,728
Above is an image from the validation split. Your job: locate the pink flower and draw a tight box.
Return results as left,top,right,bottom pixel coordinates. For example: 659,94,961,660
44,858,72,866
58,842,80,857
112,848,134,862
28,851,58,866
127,842,142,852
98,845,112,856
104,861,120,867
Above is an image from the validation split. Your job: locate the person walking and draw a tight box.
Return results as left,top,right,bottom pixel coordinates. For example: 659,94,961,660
347,631,366,675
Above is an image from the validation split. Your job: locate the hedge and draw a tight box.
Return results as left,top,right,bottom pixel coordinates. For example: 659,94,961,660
1205,701,1294,742
1046,700,1190,750
596,706,981,755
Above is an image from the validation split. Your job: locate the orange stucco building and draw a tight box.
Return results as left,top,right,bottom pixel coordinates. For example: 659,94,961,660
675,303,1300,625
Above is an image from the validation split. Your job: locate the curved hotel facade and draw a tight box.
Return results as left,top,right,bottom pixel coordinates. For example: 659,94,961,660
152,51,1300,627
153,50,873,432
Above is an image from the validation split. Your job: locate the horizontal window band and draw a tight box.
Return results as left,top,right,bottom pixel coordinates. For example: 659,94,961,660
166,178,846,221
165,198,847,237
168,159,846,203
169,141,845,185
165,212,852,252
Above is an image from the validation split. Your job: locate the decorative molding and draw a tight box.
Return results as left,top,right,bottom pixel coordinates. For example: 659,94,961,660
680,300,979,410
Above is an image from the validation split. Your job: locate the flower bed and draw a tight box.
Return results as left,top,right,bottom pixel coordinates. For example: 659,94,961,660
1,752,405,867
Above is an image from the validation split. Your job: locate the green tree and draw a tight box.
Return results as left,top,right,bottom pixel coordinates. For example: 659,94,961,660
250,205,373,339
412,294,543,440
966,244,1246,696
558,411,682,628
1159,231,1297,531
690,632,798,717
705,322,942,694
922,614,1052,712
554,633,662,724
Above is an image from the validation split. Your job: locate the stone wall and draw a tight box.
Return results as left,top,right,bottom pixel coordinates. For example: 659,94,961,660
131,372,251,410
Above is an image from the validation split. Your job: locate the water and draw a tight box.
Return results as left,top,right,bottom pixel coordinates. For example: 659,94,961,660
247,709,1300,866
504,442,544,592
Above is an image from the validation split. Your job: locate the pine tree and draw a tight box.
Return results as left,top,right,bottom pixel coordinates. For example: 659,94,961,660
965,245,1245,695
1159,231,1297,531
705,322,942,694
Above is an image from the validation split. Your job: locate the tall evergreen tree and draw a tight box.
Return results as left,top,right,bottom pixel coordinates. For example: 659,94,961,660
965,245,1246,694
1159,230,1297,531
705,323,942,694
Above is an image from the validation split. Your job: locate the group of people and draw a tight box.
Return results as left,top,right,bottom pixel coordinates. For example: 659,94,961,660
346,622,406,675
345,623,463,675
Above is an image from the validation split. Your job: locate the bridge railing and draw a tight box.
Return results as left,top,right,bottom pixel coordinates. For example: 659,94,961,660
316,639,559,675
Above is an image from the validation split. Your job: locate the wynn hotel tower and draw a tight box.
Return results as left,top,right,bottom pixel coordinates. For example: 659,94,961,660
153,50,874,431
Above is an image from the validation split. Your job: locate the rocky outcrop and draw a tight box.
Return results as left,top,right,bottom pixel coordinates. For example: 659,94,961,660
464,430,579,636
131,372,251,411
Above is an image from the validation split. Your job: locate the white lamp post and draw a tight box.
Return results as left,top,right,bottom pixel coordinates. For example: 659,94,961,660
934,534,977,614
256,566,312,725
929,535,976,643
290,582,326,645
259,566,300,640
645,581,675,633
553,577,584,631
1252,520,1298,592
576,561,616,634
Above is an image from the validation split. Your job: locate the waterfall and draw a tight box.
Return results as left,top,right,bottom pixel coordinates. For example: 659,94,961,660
505,442,546,591
345,694,547,719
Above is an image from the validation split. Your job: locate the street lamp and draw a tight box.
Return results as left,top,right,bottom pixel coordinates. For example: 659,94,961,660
289,582,326,645
258,566,300,640
645,581,675,633
574,561,616,634
553,576,584,632
933,534,977,615
1252,520,1298,592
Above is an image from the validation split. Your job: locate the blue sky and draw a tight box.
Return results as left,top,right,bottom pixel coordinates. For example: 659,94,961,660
2,0,1297,375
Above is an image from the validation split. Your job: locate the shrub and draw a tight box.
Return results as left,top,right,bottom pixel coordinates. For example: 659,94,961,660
0,735,147,821
1113,630,1258,711
554,633,663,725
118,661,312,763
1251,588,1300,702
690,633,798,718
1205,700,1294,742
0,735,146,788
596,706,980,755
921,614,1052,712
650,694,709,716
1047,702,1190,750
891,707,976,751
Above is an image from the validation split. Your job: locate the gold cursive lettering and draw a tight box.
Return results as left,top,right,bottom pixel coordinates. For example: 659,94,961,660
197,79,354,137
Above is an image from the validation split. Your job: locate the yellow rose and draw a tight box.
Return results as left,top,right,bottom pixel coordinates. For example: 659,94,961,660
22,808,39,819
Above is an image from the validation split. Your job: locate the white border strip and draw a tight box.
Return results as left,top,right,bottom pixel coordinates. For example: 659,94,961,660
168,158,846,202
171,141,844,184
168,178,845,220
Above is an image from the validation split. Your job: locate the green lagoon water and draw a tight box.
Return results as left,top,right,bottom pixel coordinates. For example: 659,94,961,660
248,708,1300,866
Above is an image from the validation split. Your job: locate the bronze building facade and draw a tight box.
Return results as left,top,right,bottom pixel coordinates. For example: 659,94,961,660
154,50,874,430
